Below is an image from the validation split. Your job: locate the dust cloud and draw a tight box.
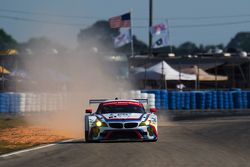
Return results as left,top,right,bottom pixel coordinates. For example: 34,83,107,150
19,39,133,138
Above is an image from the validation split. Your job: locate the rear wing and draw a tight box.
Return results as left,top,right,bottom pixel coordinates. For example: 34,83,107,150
133,99,148,104
89,99,148,104
89,99,109,104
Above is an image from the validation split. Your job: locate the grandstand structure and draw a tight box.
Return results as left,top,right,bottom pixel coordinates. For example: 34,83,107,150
128,52,250,90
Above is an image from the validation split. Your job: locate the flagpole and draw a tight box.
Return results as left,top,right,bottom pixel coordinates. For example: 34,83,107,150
166,19,173,53
130,9,134,58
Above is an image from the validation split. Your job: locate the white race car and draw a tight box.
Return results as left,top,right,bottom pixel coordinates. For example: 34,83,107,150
84,99,158,142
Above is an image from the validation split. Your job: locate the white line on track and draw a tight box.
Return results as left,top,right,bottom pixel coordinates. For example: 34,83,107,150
0,139,77,158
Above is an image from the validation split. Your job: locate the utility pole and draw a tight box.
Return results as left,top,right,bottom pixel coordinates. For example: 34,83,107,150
144,0,153,89
149,0,153,57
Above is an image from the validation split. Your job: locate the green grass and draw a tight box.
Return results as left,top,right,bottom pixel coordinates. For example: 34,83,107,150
0,115,27,129
0,115,28,155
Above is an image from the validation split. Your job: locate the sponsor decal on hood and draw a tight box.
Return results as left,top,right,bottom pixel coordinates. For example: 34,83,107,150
100,113,147,121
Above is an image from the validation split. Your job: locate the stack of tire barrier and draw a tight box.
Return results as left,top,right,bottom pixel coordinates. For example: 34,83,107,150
2,90,250,113
141,90,161,109
181,92,186,109
242,91,248,109
25,93,33,112
9,93,20,112
247,91,250,108
131,90,249,111
0,92,68,113
190,91,196,110
223,92,229,109
131,90,156,109
217,91,224,109
228,91,234,109
183,92,190,110
232,91,243,109
148,93,156,109
160,90,168,110
141,93,148,109
211,91,218,109
168,91,176,110
175,92,182,110
0,93,9,113
205,91,212,109
196,91,206,110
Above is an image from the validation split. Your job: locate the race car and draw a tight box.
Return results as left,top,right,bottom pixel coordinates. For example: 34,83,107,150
84,99,158,142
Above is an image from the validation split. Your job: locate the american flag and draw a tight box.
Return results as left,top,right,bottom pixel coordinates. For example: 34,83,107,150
109,12,131,28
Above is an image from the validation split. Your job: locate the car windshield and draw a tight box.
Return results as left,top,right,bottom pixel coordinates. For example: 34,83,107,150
96,103,145,114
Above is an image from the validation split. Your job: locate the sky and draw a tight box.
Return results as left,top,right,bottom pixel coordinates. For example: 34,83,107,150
1,0,250,48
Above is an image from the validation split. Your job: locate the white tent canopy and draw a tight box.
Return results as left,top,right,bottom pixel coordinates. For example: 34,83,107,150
134,61,197,80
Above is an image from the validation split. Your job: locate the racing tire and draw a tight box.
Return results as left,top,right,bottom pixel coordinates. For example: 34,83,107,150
150,139,158,142
144,138,158,142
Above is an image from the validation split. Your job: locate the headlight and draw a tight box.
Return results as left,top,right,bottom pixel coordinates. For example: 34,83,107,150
139,120,151,126
96,121,102,127
95,120,108,127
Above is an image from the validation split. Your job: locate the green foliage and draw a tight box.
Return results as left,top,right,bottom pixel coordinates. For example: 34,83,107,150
0,116,27,130
77,20,119,51
227,32,250,52
176,41,199,55
0,29,17,50
77,20,148,54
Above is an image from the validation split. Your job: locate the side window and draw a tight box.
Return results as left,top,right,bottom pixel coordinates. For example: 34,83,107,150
96,103,103,114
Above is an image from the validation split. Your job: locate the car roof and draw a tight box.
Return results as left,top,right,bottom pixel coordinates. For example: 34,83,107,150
100,100,143,107
103,99,140,103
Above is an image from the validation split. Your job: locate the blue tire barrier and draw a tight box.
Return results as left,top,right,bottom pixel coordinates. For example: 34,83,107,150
205,91,212,109
211,91,218,109
232,91,243,109
190,91,196,110
223,92,229,109
168,91,177,110
247,91,250,108
242,91,248,109
228,92,234,109
0,93,10,113
217,91,224,109
195,91,205,110
184,92,191,110
160,90,168,109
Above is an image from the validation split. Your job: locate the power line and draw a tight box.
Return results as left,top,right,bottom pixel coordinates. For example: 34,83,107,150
161,14,250,21
1,8,250,21
134,20,250,29
172,20,250,28
0,15,87,27
1,13,250,29
0,8,99,20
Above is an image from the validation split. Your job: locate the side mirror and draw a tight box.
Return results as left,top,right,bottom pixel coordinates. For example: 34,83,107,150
85,108,92,114
150,108,157,113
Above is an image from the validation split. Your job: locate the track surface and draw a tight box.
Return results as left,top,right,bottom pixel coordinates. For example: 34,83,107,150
1,116,250,167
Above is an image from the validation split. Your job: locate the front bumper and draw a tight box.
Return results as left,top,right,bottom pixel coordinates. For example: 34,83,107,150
89,125,158,141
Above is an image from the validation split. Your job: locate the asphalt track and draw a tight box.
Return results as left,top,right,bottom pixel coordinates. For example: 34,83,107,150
1,116,250,167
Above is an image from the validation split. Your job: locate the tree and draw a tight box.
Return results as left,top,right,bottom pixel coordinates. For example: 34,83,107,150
227,32,250,52
77,20,148,55
77,20,119,52
0,28,17,50
176,42,199,55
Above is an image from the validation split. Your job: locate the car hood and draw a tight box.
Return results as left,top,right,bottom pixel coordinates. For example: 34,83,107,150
99,113,148,121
